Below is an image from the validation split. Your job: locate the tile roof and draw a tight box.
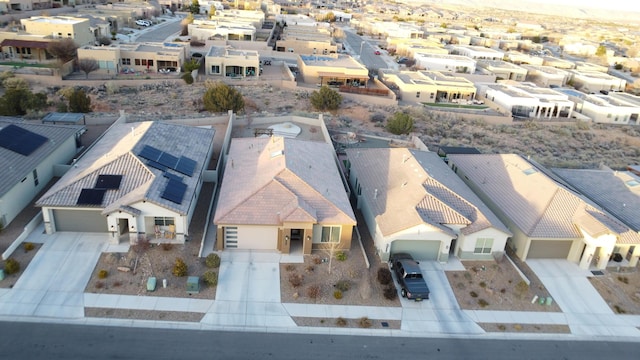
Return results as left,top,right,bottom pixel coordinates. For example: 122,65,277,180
36,121,214,216
448,154,640,244
344,148,510,237
553,167,640,231
0,119,84,198
214,137,355,226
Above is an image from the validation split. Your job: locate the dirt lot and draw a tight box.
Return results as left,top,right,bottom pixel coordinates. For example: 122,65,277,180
589,267,640,315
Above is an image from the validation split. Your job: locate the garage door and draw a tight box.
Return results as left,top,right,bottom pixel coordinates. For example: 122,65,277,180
527,240,572,259
390,240,441,261
53,210,107,232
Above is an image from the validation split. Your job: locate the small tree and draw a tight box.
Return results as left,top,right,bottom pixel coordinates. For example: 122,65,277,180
310,86,342,111
386,112,413,135
596,45,607,57
78,58,100,79
47,38,78,63
189,0,200,14
183,59,200,72
202,81,245,113
68,88,92,113
97,36,112,46
181,13,194,36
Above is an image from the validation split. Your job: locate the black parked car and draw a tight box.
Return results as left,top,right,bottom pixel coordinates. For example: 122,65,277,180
389,253,430,301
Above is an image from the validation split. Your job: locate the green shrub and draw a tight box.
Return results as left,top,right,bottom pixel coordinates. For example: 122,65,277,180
336,317,347,326
333,290,343,299
203,270,218,286
386,112,414,135
310,86,342,111
285,264,296,271
478,299,489,307
515,280,529,293
383,285,398,300
205,253,221,268
23,242,35,252
182,73,194,84
479,281,486,288
377,267,392,285
172,257,188,277
470,291,478,298
334,280,351,292
98,270,108,279
335,251,347,261
4,258,19,275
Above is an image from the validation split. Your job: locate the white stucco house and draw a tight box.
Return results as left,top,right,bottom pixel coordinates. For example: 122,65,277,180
36,121,215,244
0,120,85,228
345,148,511,262
478,83,574,119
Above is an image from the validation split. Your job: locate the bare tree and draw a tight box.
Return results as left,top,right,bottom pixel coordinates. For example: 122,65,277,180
47,38,78,63
78,58,100,79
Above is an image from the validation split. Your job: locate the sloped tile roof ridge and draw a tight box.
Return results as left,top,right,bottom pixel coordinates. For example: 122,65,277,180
422,177,477,222
215,180,296,225
416,192,472,226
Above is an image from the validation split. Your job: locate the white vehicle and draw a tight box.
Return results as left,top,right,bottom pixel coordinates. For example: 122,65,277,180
135,20,151,27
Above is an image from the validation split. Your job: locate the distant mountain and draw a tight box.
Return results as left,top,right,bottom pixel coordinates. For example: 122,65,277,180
403,0,637,22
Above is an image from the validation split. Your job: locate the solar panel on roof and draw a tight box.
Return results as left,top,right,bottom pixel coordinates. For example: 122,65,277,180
95,175,123,189
174,156,197,177
77,188,106,205
163,172,183,182
147,160,168,172
0,124,48,156
138,145,163,162
158,152,179,169
161,178,187,204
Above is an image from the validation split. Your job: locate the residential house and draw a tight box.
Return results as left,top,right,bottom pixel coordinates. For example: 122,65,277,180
448,45,504,61
448,153,640,270
478,83,574,119
504,51,545,66
21,16,94,46
36,121,215,244
553,167,640,267
0,0,49,12
0,120,85,228
477,60,528,81
78,42,190,75
0,34,54,62
297,54,369,87
541,56,575,70
522,65,569,88
380,69,476,104
414,53,476,74
189,19,256,41
275,24,338,55
568,70,627,93
213,136,356,254
205,46,260,77
345,148,511,262
558,89,640,124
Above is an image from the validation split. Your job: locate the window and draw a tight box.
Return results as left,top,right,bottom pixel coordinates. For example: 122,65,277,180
122,58,131,65
211,65,220,74
416,92,421,98
147,60,153,66
321,226,341,243
135,59,141,66
141,59,147,66
33,169,39,186
474,238,493,254
154,217,175,226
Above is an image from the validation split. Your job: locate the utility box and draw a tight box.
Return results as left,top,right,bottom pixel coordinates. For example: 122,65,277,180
0,269,4,281
187,276,199,294
147,277,157,292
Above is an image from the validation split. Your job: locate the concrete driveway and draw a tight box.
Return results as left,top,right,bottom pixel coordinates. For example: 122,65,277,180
0,227,108,318
201,251,296,328
398,261,484,334
527,259,640,337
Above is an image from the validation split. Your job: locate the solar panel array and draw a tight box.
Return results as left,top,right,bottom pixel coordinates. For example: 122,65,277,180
77,188,107,205
0,124,48,156
138,145,197,177
161,178,187,204
95,175,123,189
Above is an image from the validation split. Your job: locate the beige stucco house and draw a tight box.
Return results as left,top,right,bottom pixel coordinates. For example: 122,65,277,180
205,46,260,77
346,148,511,262
77,42,190,75
297,54,369,87
380,69,476,104
214,136,356,255
448,153,640,270
21,16,94,46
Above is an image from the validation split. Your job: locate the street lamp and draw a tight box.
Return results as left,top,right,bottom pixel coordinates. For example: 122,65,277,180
359,41,365,56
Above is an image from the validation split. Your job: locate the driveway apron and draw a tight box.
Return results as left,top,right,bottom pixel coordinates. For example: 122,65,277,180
0,230,108,318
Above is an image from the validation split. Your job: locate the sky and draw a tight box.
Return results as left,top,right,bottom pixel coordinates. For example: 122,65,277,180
532,0,640,12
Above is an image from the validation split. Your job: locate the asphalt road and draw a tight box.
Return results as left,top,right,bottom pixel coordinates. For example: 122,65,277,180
1,321,637,360
136,17,183,43
344,30,389,70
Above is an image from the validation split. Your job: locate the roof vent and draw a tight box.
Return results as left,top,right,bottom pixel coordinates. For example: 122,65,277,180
270,150,284,158
374,188,378,199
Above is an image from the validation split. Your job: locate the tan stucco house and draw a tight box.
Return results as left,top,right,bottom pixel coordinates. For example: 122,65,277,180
214,136,356,255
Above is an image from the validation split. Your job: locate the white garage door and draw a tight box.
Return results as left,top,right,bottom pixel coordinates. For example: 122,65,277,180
53,209,107,232
390,240,441,261
528,240,572,259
